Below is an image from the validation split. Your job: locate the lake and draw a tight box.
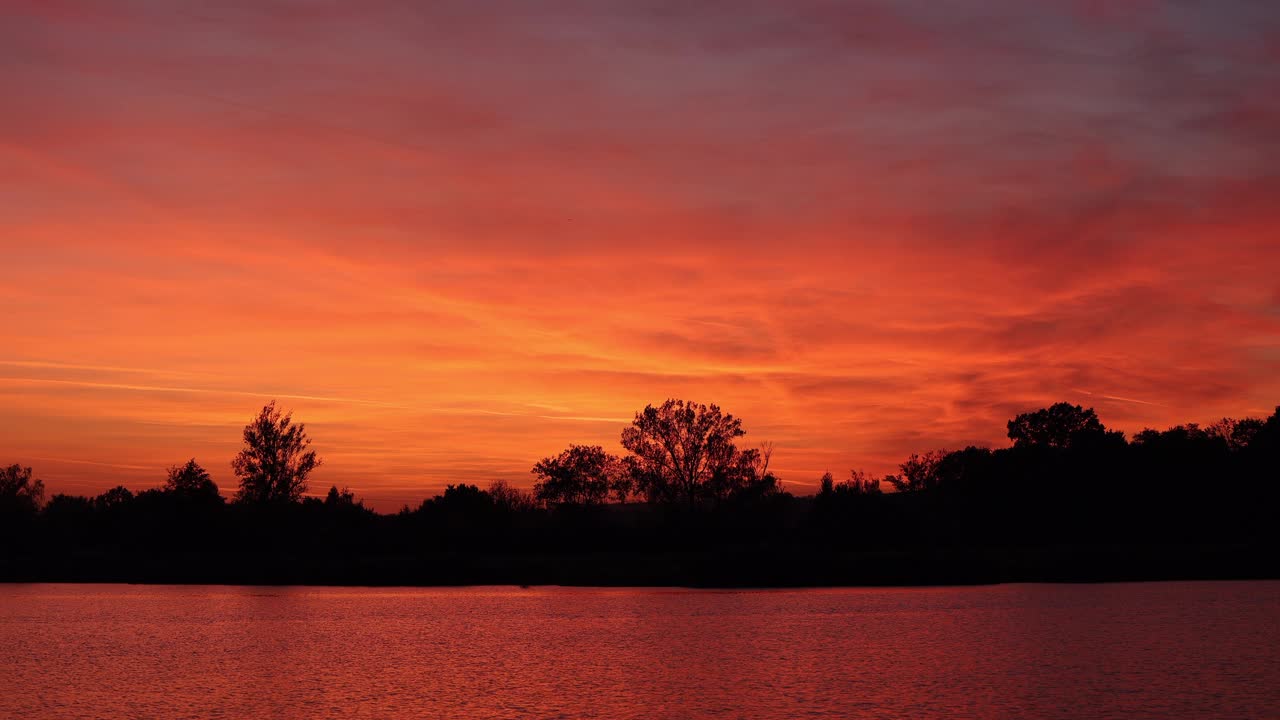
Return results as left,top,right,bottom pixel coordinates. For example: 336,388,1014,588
2,581,1277,718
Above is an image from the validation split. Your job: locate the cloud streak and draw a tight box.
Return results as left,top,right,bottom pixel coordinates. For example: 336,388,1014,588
0,377,407,408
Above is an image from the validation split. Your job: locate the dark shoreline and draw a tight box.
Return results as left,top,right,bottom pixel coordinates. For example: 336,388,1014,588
8,402,1277,595
5,543,1275,589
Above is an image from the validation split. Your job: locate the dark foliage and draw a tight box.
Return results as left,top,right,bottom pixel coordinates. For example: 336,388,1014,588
531,445,621,507
1006,402,1107,449
620,399,777,506
165,459,222,505
232,402,320,504
2,401,1278,586
0,464,45,516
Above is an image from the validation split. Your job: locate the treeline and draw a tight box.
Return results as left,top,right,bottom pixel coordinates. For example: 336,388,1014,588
1,399,1277,586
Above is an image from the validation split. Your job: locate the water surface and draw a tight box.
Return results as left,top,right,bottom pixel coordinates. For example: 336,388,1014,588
2,581,1277,718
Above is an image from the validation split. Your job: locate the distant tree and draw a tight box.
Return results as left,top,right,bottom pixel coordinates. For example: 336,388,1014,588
818,471,835,497
929,446,999,495
420,483,494,516
532,445,619,506
42,493,94,524
94,485,134,511
620,399,764,506
1132,424,1222,451
841,469,882,496
1007,403,1106,449
1259,406,1280,446
1206,417,1265,451
0,464,45,515
886,450,949,493
165,459,222,503
1131,428,1161,445
231,402,321,504
817,469,880,499
488,479,536,512
324,485,357,507
726,441,785,502
610,459,639,503
1248,407,1280,469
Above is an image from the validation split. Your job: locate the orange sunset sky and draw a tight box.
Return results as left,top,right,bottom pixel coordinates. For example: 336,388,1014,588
3,1,1279,509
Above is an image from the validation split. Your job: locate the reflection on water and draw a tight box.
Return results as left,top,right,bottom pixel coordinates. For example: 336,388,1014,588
2,582,1278,718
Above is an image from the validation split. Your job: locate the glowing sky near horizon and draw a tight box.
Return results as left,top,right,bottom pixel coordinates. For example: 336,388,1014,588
3,1,1279,508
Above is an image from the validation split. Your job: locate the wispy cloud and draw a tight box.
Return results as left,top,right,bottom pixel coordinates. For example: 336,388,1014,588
0,377,406,408
0,359,213,377
26,456,155,472
2,0,1277,508
1070,389,1168,408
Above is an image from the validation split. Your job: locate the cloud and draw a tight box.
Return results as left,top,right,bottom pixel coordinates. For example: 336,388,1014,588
2,0,1278,507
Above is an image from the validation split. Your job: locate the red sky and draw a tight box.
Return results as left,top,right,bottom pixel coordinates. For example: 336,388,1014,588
3,1,1279,509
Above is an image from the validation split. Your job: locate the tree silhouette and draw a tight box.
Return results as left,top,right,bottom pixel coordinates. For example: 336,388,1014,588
842,469,882,495
0,464,45,515
42,493,92,521
1206,417,1265,450
620,399,762,506
231,402,320,504
819,471,835,496
886,450,949,493
721,441,782,502
94,485,134,511
532,445,619,506
1007,402,1106,449
165,459,222,503
417,483,496,526
488,479,536,512
324,485,357,507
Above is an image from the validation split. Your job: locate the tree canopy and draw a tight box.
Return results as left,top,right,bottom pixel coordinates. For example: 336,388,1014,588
886,450,949,493
531,444,621,506
1006,402,1107,449
0,465,45,515
231,402,320,504
620,399,771,506
165,459,222,503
